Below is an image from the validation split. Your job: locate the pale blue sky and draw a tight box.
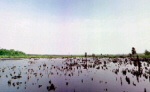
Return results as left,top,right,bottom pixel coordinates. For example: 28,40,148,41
0,0,150,54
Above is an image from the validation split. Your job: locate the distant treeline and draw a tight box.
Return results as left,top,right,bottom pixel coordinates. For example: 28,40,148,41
0,48,26,56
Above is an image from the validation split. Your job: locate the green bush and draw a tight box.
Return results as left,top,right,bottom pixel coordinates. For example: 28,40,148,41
0,48,26,56
92,53,95,57
144,50,150,55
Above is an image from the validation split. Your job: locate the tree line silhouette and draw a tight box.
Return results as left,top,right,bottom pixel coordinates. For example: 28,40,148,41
0,48,26,56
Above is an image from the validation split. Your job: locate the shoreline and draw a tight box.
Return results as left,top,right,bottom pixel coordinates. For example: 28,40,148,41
0,56,150,63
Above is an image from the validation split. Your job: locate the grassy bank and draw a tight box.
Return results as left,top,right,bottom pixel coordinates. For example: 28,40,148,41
1,54,150,59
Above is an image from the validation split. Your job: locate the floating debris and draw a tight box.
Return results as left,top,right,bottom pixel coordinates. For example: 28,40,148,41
125,76,130,84
8,79,11,86
66,82,69,86
144,88,147,92
122,70,127,75
43,63,46,67
11,76,22,79
133,82,136,86
38,85,42,88
49,80,51,84
47,84,56,91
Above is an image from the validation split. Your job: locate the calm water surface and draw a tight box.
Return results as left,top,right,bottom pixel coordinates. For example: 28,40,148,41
0,57,150,92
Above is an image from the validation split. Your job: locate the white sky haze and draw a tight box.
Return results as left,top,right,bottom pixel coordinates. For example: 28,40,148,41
0,0,150,55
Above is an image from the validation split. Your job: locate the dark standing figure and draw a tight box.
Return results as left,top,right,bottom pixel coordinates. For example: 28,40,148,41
132,47,136,55
85,52,87,57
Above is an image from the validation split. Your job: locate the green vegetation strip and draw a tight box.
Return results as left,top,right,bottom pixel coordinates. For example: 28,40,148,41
0,48,150,58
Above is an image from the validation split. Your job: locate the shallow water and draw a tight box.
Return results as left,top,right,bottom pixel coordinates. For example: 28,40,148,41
0,57,150,92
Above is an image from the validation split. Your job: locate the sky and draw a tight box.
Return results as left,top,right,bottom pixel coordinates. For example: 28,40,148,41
0,0,150,55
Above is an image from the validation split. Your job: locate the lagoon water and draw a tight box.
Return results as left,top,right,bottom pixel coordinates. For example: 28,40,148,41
0,57,150,92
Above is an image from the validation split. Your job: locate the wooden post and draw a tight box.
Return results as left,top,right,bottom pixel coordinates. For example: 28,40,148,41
137,55,141,74
85,52,87,68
